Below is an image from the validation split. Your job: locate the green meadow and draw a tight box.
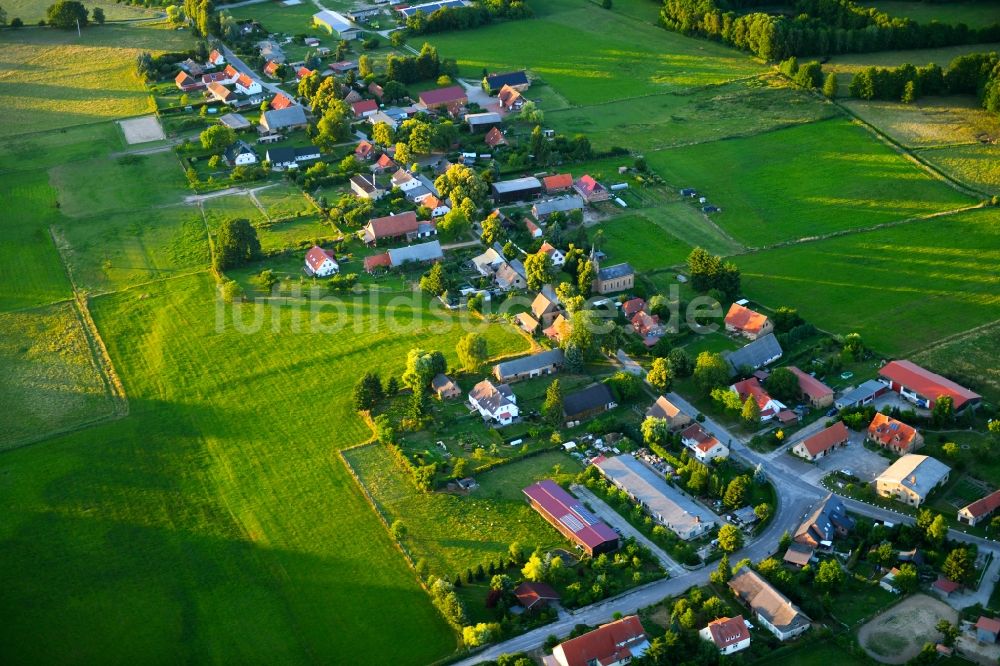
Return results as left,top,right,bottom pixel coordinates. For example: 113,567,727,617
596,212,695,271
860,1,1000,27
645,118,974,247
920,143,1000,195
914,321,1000,405
736,207,1000,354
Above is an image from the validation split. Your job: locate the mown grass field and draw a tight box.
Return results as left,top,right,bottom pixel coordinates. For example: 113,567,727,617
860,0,1000,27
736,207,1000,354
546,76,838,152
920,143,1000,195
227,1,324,36
0,23,194,137
913,320,1000,404
0,270,534,664
596,213,694,271
345,446,576,580
427,0,763,105
0,301,116,450
202,192,267,229
645,118,974,246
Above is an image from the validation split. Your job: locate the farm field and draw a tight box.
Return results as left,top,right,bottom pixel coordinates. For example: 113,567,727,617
736,207,1000,355
344,445,575,580
0,24,196,137
54,206,210,293
645,118,974,246
0,122,121,173
913,320,1000,404
0,270,536,664
546,76,838,152
919,143,1000,195
227,1,325,36
860,1,1000,27
0,302,117,450
841,96,1000,148
427,0,763,105
2,0,158,23
595,213,694,271
0,169,73,311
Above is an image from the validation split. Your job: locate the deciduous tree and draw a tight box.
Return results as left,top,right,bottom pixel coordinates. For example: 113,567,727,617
456,333,487,372
717,524,743,553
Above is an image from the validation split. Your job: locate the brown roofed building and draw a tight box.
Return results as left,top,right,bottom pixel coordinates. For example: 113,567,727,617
418,85,467,109
355,140,375,161
431,373,461,400
530,287,564,328
543,173,573,193
725,303,773,340
879,359,981,411
175,71,204,91
787,366,835,408
645,396,692,431
372,153,397,174
545,615,648,666
363,252,392,273
361,211,420,245
514,581,559,611
729,568,811,641
498,84,525,112
484,126,507,148
867,412,924,454
792,421,850,461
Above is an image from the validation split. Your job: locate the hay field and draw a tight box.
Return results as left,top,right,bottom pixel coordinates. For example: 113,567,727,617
920,143,1000,195
842,96,1000,148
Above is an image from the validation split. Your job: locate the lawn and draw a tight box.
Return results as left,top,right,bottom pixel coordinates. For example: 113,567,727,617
255,184,318,221
736,207,1000,355
0,301,118,450
427,0,763,105
0,169,73,311
202,191,267,230
645,118,974,247
595,213,694,271
913,320,1000,405
54,205,210,294
257,214,337,254
0,271,539,664
859,1,1000,27
769,639,872,666
0,23,196,137
841,96,1000,149
227,2,324,37
546,76,838,152
0,122,121,174
344,445,577,580
920,143,1000,195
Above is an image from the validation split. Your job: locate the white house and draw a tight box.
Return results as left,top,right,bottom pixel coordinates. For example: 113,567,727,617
468,379,519,426
700,616,751,655
224,140,257,167
207,49,225,66
680,423,729,463
234,73,262,96
538,241,565,267
391,168,421,193
304,246,339,277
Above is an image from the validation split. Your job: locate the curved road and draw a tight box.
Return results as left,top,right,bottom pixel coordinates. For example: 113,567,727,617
454,392,1000,665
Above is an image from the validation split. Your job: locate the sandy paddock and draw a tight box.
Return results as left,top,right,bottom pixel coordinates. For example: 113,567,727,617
118,115,165,144
858,593,958,664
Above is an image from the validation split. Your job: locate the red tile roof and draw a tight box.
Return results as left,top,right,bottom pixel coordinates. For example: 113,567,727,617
364,252,391,271
732,377,778,416
681,423,721,452
574,174,603,197
175,71,194,86
368,82,384,98
484,126,506,148
554,615,648,666
961,489,1000,520
355,140,374,158
788,366,834,401
976,616,1000,634
223,65,240,79
236,73,254,88
201,72,230,84
631,311,660,337
209,49,223,63
880,360,981,410
704,616,749,650
498,84,522,108
543,173,573,191
263,60,280,77
514,581,559,610
798,421,849,457
867,412,920,451
271,93,293,110
296,66,315,79
365,211,419,239
725,303,770,335
418,85,467,107
523,479,618,552
934,578,960,593
525,219,540,235
622,297,645,317
375,153,397,169
352,99,378,116
305,246,336,272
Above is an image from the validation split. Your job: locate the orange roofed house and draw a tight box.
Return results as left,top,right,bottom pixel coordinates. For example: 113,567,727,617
544,615,649,666
867,412,924,454
270,93,293,110
792,421,850,461
543,173,573,193
361,211,420,246
725,303,773,340
959,489,1000,526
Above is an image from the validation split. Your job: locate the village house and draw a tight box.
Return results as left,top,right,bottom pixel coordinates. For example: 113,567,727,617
371,153,398,174
622,297,645,318
730,378,786,421
430,373,461,400
174,71,204,92
958,489,1000,526
351,99,379,118
835,378,889,410
646,396,692,431
542,313,570,344
417,85,468,111
385,240,443,268
223,140,257,166
206,82,235,104
879,359,981,412
368,82,384,99
700,616,751,655
471,246,505,276
529,287,565,328
573,174,610,203
494,261,526,291
791,421,850,461
265,146,320,171
595,454,715,540
542,173,573,193
369,109,399,130
493,349,564,383
361,211,422,245
514,581,559,612
263,60,281,78
207,49,225,67
498,84,525,112
295,66,315,81
391,168,421,193
563,384,617,424
532,195,584,221
538,242,565,267
483,70,529,94
350,174,385,200
484,127,507,148
976,617,1000,643
630,310,663,346
270,93,294,110
729,568,811,641
544,615,648,666
260,106,308,135
234,73,262,96
680,423,729,463
875,454,950,507
179,58,203,76
793,493,854,550
724,303,773,340
867,412,924,454
787,366,835,408
525,218,542,238
723,333,783,374
303,246,339,277
355,140,375,161
524,480,618,558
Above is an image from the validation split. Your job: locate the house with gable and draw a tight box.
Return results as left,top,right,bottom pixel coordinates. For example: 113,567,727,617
729,567,811,641
787,366,835,408
537,242,565,267
876,454,950,507
573,174,610,203
468,379,519,426
529,286,565,328
867,412,924,454
793,493,854,549
646,396,692,431
792,421,850,461
958,489,1000,526
361,211,420,245
207,49,226,67
680,423,729,463
544,615,649,666
175,71,204,92
879,359,981,411
270,93,294,110
484,127,507,148
725,303,773,340
234,72,262,96
223,140,257,166
723,333,783,374
483,70,529,94
730,377,786,422
304,246,339,277
700,616,751,655
494,349,564,384
497,84,525,112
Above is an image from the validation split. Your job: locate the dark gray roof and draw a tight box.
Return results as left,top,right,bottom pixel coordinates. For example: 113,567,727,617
492,177,542,194
563,383,615,419
261,105,307,130
486,71,529,89
266,147,296,164
494,349,564,378
224,140,255,161
597,262,634,281
837,379,885,408
388,240,443,265
724,333,783,373
533,195,584,217
294,146,320,159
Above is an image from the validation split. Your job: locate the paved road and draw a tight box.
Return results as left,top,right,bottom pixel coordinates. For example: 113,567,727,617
219,44,300,105
571,484,687,577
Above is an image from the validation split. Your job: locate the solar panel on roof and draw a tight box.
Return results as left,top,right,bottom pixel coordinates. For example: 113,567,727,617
574,506,600,526
560,513,585,533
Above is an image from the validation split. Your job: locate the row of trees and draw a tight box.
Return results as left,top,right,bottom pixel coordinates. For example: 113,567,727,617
850,51,1000,113
660,0,1000,61
181,0,216,37
385,43,455,84
404,0,531,35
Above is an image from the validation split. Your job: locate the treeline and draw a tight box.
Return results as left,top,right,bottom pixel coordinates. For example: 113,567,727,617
181,0,217,37
850,51,1000,113
385,42,457,84
405,0,531,35
660,0,1000,61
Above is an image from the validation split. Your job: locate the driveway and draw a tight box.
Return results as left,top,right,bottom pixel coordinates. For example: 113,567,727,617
570,484,687,577
459,79,500,113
